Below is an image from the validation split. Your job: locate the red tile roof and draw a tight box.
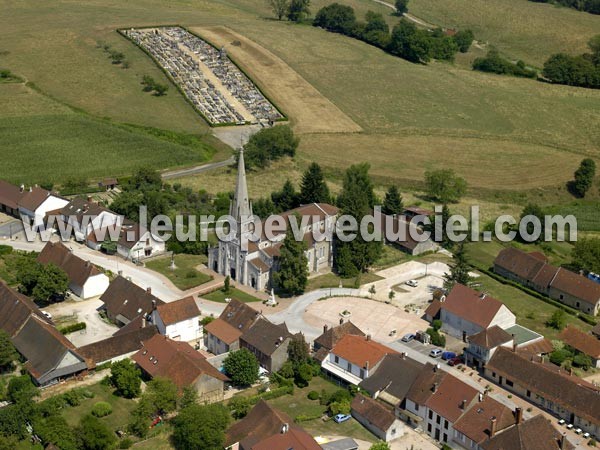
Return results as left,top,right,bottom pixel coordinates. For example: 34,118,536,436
203,318,242,344
560,326,600,359
0,180,23,209
551,268,600,307
251,428,321,450
453,396,516,444
225,400,293,448
423,371,479,422
468,326,513,350
481,415,574,450
441,284,507,329
330,334,398,369
155,296,200,326
132,334,228,390
351,394,396,432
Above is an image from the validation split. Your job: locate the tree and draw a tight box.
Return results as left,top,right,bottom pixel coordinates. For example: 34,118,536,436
382,185,403,215
519,203,545,242
253,197,277,218
228,395,252,419
272,220,309,296
370,441,391,450
7,375,37,404
172,403,230,450
271,179,299,212
223,349,259,386
313,3,356,34
394,0,409,15
243,125,299,169
388,20,431,63
179,385,198,410
287,334,310,366
364,11,389,34
572,237,600,273
110,359,141,398
35,415,78,450
573,353,593,370
294,362,314,387
299,162,330,204
547,309,567,330
77,415,116,450
424,169,467,203
144,377,179,414
267,0,290,20
0,330,18,371
443,243,472,290
16,259,69,304
570,158,596,198
335,163,382,277
453,29,474,53
223,275,231,294
287,0,310,21
434,204,453,248
153,83,168,96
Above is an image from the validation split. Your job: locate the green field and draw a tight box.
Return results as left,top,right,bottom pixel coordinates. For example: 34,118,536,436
145,254,213,291
305,271,383,292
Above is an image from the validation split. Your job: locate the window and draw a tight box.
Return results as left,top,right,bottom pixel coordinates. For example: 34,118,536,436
359,369,364,378
414,404,419,412
334,355,339,364
436,416,441,425
347,362,352,371
429,410,433,420
527,390,531,398
560,294,564,300
427,423,432,433
506,379,514,387
444,420,449,429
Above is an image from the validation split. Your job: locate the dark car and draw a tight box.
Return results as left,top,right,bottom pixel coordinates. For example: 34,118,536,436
447,356,463,366
441,351,456,361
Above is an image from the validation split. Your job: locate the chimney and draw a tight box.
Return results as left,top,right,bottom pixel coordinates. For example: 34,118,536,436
339,318,344,325
512,334,517,352
85,260,90,268
152,299,157,311
29,186,32,192
432,382,438,393
365,361,369,371
87,195,93,203
366,334,371,341
461,399,467,409
323,324,328,334
480,293,487,300
490,417,497,438
559,433,566,450
281,423,289,434
146,287,152,295
400,352,406,360
515,407,523,424
142,317,146,328
479,393,483,402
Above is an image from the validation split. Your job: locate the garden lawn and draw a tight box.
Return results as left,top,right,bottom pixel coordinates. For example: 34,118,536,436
306,272,383,292
203,287,262,303
145,254,212,291
61,383,136,432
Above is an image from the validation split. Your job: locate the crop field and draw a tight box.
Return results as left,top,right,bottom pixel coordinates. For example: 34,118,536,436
0,0,598,200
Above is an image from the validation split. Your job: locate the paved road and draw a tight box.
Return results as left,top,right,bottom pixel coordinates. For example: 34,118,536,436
161,156,234,180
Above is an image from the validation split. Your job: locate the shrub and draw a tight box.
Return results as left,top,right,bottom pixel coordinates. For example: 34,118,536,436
307,390,320,400
58,322,87,335
119,438,133,449
295,412,322,422
0,245,13,255
92,401,113,418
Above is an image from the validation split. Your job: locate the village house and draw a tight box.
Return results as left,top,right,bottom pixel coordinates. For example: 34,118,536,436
55,196,122,245
359,353,424,411
203,299,260,355
494,247,600,315
376,209,438,256
452,396,518,449
480,414,574,450
133,334,229,403
404,363,480,445
239,317,295,372
208,150,338,291
321,334,398,385
150,296,202,346
225,400,320,450
425,284,516,341
312,320,365,362
485,347,600,438
0,282,90,386
464,326,514,368
17,185,69,231
351,394,404,442
559,326,600,368
99,275,165,326
117,222,165,260
37,241,110,299
77,317,158,366
0,180,23,217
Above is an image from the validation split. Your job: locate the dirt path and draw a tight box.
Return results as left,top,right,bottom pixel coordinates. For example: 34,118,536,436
191,26,362,134
370,0,437,29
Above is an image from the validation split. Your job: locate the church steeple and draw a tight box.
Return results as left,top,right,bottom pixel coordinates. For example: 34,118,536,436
230,148,252,222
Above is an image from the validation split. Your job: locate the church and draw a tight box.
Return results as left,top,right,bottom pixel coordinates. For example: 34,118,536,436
208,150,338,291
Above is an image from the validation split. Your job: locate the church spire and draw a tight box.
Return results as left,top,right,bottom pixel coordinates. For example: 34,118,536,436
230,149,252,220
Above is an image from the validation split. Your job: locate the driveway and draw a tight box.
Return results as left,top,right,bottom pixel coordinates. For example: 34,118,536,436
43,298,119,347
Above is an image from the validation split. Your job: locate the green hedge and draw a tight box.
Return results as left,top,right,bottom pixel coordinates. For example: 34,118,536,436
59,322,87,334
294,412,323,423
473,262,597,325
0,245,13,255
244,385,294,406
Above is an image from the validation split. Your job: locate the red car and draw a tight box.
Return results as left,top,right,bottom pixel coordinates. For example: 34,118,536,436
447,356,463,366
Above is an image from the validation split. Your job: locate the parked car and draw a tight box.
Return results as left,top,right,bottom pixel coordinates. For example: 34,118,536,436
575,428,582,435
429,348,443,358
448,356,463,366
583,432,591,439
405,280,418,287
441,351,456,361
334,414,351,423
558,419,566,426
41,311,52,320
401,333,415,342
567,424,574,430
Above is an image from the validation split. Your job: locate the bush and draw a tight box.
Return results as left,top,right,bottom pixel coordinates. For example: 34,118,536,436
119,438,134,449
295,412,323,422
228,396,251,419
473,48,537,78
307,390,320,400
58,322,87,335
91,401,113,418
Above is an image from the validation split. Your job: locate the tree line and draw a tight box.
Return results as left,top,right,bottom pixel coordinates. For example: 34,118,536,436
312,3,473,64
529,0,600,14
542,35,600,89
